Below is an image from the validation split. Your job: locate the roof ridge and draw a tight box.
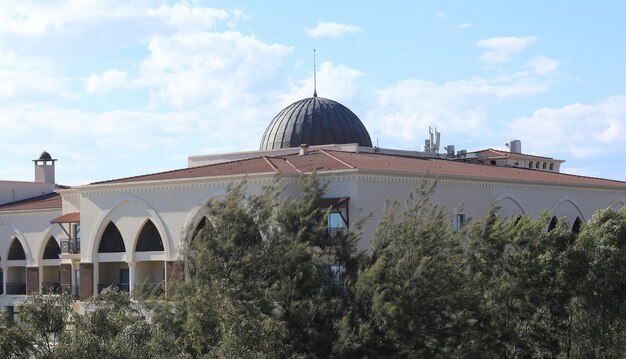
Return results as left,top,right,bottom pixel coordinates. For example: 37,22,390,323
91,154,277,185
282,157,302,173
262,156,279,173
319,149,355,169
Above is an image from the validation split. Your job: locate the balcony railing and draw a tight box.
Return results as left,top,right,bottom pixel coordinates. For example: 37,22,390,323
97,283,129,294
60,239,80,254
42,282,61,295
6,282,26,295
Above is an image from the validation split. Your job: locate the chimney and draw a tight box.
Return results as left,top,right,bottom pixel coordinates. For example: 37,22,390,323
299,144,309,156
33,151,56,184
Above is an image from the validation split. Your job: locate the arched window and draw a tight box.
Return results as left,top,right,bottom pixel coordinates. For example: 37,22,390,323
535,162,540,169
191,217,208,243
136,220,164,252
98,222,126,253
572,217,582,234
549,163,554,171
542,162,547,169
528,161,533,168
8,238,26,260
43,236,61,259
548,216,558,232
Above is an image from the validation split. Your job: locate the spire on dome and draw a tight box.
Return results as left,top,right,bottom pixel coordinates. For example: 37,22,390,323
313,49,318,97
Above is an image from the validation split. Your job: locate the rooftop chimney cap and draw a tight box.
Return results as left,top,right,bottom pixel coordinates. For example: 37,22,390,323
34,151,56,162
299,144,310,155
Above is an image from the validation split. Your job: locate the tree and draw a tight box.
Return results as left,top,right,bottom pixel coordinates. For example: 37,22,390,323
465,210,576,358
55,288,154,359
567,207,626,358
336,184,473,358
152,174,363,358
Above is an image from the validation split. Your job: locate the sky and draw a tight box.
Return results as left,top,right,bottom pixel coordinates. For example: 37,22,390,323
1,0,626,186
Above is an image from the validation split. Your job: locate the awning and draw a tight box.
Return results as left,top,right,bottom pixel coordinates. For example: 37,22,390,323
318,197,349,210
50,212,80,224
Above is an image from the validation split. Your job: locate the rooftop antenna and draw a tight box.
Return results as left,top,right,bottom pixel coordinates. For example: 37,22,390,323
313,49,318,97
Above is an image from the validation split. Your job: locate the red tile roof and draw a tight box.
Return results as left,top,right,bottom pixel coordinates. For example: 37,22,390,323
50,212,80,223
0,193,61,212
89,149,626,190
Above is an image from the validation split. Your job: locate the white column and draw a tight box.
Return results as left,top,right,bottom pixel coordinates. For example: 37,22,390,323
128,262,136,295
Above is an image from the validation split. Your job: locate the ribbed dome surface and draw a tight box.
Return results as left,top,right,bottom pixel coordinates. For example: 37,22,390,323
260,97,372,150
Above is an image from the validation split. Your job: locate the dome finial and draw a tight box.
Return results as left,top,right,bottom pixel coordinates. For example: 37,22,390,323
313,49,317,97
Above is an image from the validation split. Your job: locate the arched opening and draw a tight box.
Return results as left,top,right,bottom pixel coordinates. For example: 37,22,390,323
8,238,26,260
134,220,165,297
191,217,208,243
6,238,26,294
98,222,126,253
542,162,547,169
549,163,554,171
535,162,540,169
43,236,61,259
42,237,61,294
528,161,533,168
136,220,164,252
572,217,583,234
548,216,558,232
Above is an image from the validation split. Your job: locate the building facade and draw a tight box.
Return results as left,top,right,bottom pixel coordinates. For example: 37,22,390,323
1,95,626,312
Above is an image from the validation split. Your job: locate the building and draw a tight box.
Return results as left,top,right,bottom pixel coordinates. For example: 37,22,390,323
2,93,626,313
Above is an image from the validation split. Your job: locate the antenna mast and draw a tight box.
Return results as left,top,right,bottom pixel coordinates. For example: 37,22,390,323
313,49,317,97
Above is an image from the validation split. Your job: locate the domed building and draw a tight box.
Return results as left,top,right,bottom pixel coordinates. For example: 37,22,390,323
259,95,372,150
1,94,626,313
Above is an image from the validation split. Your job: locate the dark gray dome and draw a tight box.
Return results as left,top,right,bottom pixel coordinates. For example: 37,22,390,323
39,151,52,161
260,96,372,150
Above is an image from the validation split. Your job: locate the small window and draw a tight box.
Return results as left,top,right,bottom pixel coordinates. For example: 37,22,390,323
535,162,540,169
549,163,554,171
328,212,347,237
528,161,533,168
452,213,466,231
542,162,547,169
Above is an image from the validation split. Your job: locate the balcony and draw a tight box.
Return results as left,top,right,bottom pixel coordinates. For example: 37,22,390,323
6,282,26,295
60,239,80,254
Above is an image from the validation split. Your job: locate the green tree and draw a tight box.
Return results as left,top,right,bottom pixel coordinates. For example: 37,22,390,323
336,184,473,358
55,288,154,359
153,174,362,358
567,207,626,358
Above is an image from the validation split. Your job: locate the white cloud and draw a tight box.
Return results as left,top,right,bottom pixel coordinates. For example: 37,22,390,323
307,21,362,39
506,96,626,160
456,22,473,29
525,56,560,75
140,31,292,109
476,36,536,64
85,70,128,94
280,62,365,105
365,66,556,149
436,12,446,18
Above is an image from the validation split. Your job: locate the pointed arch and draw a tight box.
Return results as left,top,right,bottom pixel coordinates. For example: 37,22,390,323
135,220,164,252
43,236,61,259
88,195,173,260
98,222,126,253
572,217,583,234
548,216,558,232
8,237,26,260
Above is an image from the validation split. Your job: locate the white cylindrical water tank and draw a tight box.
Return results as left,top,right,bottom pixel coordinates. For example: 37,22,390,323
509,140,521,154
